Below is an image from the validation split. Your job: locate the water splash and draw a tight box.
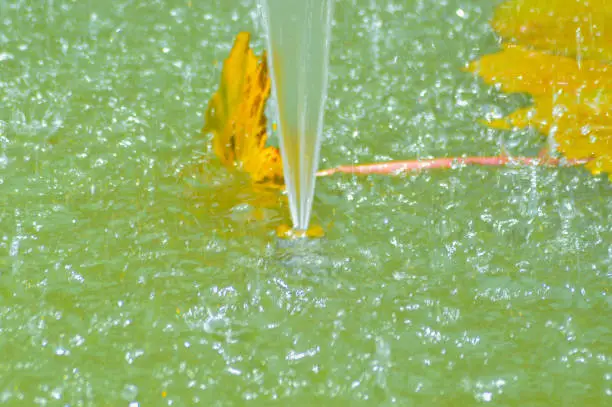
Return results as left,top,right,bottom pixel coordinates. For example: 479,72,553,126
258,0,334,231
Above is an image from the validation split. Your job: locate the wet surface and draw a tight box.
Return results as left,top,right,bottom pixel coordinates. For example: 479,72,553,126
0,0,610,405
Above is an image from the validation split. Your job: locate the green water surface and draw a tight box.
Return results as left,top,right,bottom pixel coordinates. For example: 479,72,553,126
0,0,610,405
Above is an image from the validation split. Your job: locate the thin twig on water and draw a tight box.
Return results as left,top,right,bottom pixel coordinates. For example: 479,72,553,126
316,156,590,177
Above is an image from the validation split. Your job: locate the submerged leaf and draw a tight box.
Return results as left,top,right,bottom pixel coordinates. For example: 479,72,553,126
203,32,284,187
179,156,288,231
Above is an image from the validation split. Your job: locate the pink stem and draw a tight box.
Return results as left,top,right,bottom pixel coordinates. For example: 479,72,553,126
316,155,590,177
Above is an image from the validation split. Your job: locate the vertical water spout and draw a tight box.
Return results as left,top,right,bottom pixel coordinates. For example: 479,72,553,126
259,0,334,232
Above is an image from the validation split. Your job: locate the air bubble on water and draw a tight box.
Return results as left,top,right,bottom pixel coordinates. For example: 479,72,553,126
51,388,62,400
227,367,242,376
480,392,493,402
122,384,139,401
0,153,8,169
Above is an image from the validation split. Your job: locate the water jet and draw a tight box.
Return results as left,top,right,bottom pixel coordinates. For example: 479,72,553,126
258,0,334,233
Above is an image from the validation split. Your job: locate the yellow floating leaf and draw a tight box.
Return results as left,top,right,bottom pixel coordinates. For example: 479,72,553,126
554,91,612,175
469,0,612,179
203,32,284,187
492,0,612,62
485,107,534,130
465,44,612,97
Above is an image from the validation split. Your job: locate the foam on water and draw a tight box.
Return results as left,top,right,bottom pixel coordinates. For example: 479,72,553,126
258,0,334,231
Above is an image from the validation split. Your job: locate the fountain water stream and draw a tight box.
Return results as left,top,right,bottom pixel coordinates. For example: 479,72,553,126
258,0,334,232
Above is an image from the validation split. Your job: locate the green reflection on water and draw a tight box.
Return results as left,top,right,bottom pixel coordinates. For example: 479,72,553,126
0,0,610,405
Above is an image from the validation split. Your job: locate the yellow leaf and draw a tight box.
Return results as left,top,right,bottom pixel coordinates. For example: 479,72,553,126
203,32,284,187
465,44,612,97
554,91,612,176
492,0,612,62
469,1,612,179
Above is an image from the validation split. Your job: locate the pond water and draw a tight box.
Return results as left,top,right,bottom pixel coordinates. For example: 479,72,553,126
1,0,610,405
